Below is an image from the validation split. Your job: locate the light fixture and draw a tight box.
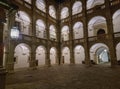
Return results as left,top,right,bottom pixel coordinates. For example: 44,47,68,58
10,26,19,39
104,49,107,52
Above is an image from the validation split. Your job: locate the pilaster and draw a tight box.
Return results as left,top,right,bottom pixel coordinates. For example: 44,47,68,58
82,0,91,66
69,0,75,64
29,45,37,69
105,0,117,67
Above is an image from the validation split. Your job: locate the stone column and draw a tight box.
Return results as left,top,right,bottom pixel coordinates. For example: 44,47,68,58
29,45,37,69
0,8,6,89
56,3,61,65
69,0,75,64
105,0,117,67
82,0,91,66
45,51,51,67
5,9,17,72
0,67,6,89
45,1,51,66
6,40,15,72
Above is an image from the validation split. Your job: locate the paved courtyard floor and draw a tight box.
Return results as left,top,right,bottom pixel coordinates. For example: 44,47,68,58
6,64,120,89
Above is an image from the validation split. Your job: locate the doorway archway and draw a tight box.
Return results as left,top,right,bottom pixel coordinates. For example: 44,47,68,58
36,46,46,66
90,43,110,64
14,43,31,69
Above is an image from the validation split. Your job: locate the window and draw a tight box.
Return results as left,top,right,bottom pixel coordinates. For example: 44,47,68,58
72,1,82,15
87,0,105,9
36,0,46,12
15,11,31,35
61,7,69,19
36,19,46,38
49,5,56,19
49,25,56,40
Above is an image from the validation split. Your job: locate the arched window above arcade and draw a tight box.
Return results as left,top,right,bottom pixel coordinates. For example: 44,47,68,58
87,0,105,9
36,19,46,38
15,11,31,35
61,7,69,19
36,0,46,12
49,25,57,40
72,1,82,15
49,5,56,19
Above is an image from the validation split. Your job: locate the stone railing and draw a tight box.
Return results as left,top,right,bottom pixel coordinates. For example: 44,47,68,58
88,34,108,42
74,38,85,44
62,41,70,45
36,8,46,17
114,32,120,38
110,0,120,6
72,13,83,19
87,4,105,14
14,0,32,9
20,34,32,41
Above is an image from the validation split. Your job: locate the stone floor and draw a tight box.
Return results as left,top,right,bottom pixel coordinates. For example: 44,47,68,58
5,64,120,89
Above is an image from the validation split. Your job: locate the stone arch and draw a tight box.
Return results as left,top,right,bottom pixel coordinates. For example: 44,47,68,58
116,42,120,61
72,1,82,15
87,0,105,9
61,7,69,19
36,19,46,38
36,0,46,12
73,21,83,39
50,47,57,65
15,11,31,35
112,9,120,33
97,28,105,35
36,45,46,66
88,16,107,37
61,25,69,41
90,43,110,64
49,5,56,19
49,25,57,41
14,43,31,69
62,47,70,64
74,45,85,64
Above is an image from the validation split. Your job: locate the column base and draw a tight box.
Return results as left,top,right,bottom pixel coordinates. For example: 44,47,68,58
29,60,37,70
0,67,7,89
6,62,14,73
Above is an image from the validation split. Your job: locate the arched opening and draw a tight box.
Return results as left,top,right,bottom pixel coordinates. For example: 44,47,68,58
61,7,69,19
87,0,105,9
72,1,82,15
97,29,105,35
50,47,57,65
36,19,46,38
36,0,46,12
113,9,120,33
116,42,120,64
49,25,57,41
49,5,56,19
73,22,83,39
96,48,109,64
90,43,110,65
15,11,31,35
14,43,31,69
74,45,85,64
61,26,69,41
88,16,107,37
36,46,46,66
62,47,70,64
